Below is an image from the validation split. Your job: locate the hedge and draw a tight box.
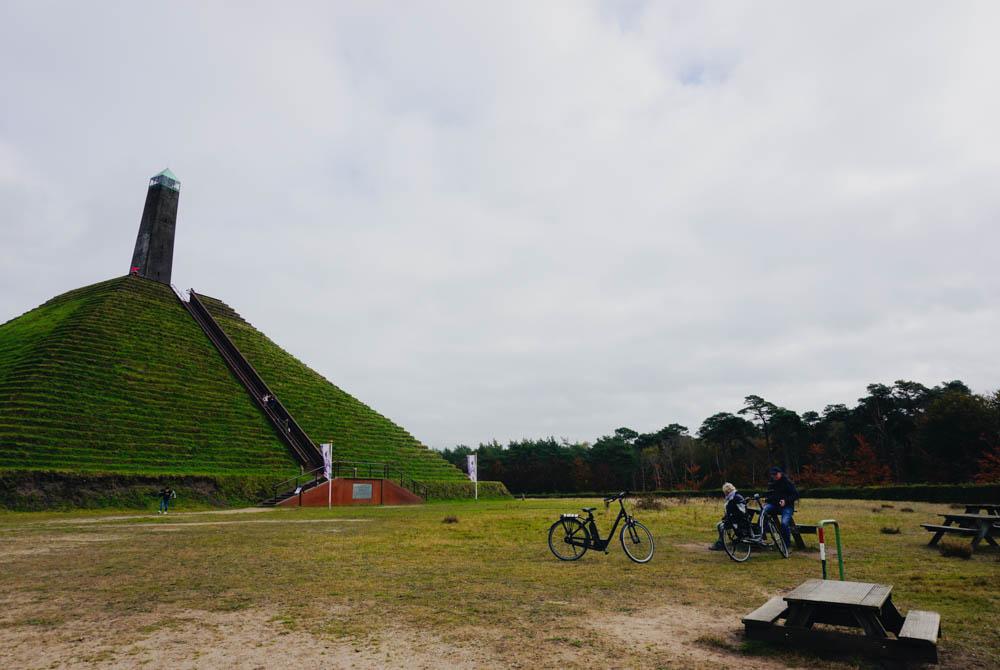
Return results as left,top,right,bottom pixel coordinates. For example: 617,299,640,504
797,483,1000,504
0,469,280,511
519,483,999,504
422,480,510,500
0,470,512,510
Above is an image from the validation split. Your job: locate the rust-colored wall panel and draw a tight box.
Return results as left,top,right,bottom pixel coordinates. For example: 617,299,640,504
278,478,423,507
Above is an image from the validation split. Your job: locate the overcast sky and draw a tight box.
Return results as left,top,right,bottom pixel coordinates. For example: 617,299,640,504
2,2,998,449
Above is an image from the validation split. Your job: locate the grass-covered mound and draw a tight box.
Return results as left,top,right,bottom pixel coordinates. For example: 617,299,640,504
200,295,466,482
0,276,297,476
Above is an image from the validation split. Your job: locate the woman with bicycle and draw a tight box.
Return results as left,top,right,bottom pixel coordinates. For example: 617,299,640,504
710,483,749,550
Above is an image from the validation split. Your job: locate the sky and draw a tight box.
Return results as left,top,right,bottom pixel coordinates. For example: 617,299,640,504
2,2,999,449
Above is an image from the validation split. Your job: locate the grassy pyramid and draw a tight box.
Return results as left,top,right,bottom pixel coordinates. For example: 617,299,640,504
0,275,464,483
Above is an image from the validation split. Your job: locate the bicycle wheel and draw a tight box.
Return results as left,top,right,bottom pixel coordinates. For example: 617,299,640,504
620,520,654,563
766,516,790,558
548,518,590,561
722,526,751,562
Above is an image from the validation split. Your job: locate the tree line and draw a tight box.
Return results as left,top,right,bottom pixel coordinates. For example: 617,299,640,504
440,380,1000,494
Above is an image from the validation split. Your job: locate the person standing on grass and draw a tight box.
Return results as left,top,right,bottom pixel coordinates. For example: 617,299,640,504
158,486,176,514
763,466,798,548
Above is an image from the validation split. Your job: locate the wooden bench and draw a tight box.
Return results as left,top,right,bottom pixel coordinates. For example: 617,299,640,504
921,523,978,545
900,610,941,644
741,596,787,629
790,523,817,549
899,610,941,663
923,514,999,549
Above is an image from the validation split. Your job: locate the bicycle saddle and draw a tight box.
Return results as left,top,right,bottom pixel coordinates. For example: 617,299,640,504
581,507,596,513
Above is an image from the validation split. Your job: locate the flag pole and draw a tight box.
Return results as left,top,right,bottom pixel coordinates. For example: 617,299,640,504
321,443,333,509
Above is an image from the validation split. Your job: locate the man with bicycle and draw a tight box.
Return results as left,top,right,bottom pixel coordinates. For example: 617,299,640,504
763,466,798,549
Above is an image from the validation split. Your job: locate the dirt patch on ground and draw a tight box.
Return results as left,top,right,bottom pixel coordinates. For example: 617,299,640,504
0,532,126,562
0,607,495,669
37,507,278,525
586,603,782,669
94,519,368,530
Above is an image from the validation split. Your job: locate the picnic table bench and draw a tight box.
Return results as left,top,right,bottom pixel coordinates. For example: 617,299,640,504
964,503,1000,516
743,579,940,663
922,513,999,550
790,522,818,549
742,507,816,549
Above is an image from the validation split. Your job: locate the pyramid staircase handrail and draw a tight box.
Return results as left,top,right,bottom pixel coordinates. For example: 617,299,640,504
176,289,323,470
265,465,326,504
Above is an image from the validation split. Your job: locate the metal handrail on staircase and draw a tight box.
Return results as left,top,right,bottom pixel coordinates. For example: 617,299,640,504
265,466,326,504
175,288,322,470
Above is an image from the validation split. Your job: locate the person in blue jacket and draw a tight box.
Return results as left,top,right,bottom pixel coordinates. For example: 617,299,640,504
763,466,798,548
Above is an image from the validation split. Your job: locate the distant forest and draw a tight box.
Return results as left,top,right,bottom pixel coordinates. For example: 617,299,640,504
440,380,1000,494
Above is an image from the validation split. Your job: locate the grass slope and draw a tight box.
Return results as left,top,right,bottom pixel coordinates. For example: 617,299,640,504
200,295,465,482
0,276,297,476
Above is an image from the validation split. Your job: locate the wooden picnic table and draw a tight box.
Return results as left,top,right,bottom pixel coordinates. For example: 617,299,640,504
743,579,940,663
964,503,1000,516
783,579,904,637
922,513,999,549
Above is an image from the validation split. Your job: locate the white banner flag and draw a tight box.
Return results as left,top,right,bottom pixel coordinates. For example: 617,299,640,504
467,454,478,482
321,443,332,481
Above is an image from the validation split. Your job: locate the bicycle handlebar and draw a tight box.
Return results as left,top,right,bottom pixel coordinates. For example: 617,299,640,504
603,491,628,503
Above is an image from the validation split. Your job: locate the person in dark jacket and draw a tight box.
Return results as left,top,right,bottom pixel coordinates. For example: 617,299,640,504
158,486,176,514
763,466,798,548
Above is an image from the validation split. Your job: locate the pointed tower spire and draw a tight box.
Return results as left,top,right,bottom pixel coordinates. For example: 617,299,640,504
129,169,180,284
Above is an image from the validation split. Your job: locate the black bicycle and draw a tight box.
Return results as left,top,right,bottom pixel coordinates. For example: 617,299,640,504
720,493,789,562
548,491,654,563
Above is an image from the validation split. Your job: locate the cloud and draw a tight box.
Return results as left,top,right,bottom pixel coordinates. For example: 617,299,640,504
2,1,998,448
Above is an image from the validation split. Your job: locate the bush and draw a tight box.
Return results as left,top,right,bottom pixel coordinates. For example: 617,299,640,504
880,527,901,534
442,515,459,524
634,495,665,511
939,540,972,559
900,507,914,513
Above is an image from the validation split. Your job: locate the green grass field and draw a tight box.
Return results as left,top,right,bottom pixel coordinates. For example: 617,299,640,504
0,497,995,668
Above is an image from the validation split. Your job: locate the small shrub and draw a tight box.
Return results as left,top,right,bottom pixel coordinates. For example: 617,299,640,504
880,503,894,508
634,495,664,511
870,507,882,513
900,507,914,513
442,515,459,524
939,541,972,559
880,527,901,535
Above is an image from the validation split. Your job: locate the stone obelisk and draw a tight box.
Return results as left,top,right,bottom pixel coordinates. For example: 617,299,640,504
129,168,180,284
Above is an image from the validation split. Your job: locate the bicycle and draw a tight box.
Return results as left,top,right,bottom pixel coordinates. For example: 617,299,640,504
547,491,654,563
720,493,789,562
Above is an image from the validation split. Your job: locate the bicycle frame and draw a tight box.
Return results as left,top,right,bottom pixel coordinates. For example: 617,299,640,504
730,496,777,545
570,498,631,552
